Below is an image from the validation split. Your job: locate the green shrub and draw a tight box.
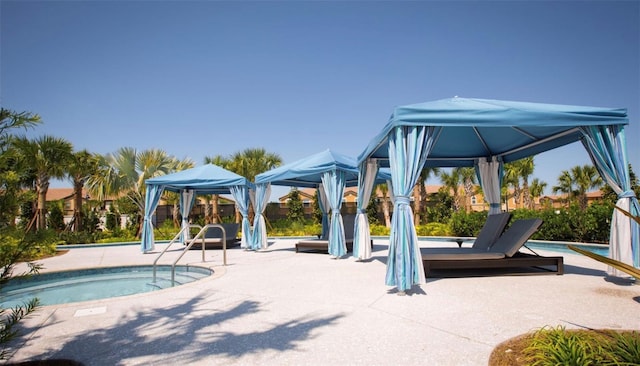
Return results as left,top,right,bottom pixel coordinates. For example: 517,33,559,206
449,211,487,237
47,201,65,231
58,231,103,245
534,209,572,241
524,326,605,366
105,207,121,231
22,229,60,259
83,208,101,233
370,224,390,236
268,219,319,236
523,326,640,366
584,202,614,243
605,330,640,364
516,204,614,243
286,189,305,223
0,228,59,265
416,222,451,236
0,227,48,360
156,219,181,240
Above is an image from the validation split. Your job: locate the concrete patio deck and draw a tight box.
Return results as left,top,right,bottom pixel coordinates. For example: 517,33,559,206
4,238,639,366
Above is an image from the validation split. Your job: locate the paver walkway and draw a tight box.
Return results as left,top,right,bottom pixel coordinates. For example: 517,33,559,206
5,238,639,365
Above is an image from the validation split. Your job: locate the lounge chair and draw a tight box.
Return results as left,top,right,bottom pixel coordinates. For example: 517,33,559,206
449,212,512,250
189,223,240,250
295,214,356,253
421,218,563,277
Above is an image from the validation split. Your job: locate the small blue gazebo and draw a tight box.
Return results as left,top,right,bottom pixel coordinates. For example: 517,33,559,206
141,164,253,253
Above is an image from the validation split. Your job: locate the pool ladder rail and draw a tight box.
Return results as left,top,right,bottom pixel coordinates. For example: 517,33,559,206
152,224,227,285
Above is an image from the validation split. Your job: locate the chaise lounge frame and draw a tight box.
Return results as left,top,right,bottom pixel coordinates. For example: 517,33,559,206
422,218,563,277
423,252,564,276
295,214,356,253
189,223,241,250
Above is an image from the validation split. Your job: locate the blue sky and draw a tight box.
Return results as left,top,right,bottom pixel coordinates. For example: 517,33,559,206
2,1,638,201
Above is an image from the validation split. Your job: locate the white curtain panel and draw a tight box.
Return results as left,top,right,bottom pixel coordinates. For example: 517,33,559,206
321,171,347,257
178,189,195,243
317,184,330,240
353,160,379,260
477,157,502,215
251,183,271,250
141,184,164,253
230,185,252,249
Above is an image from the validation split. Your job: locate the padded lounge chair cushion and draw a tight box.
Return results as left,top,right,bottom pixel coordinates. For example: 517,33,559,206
296,214,356,250
488,218,543,257
472,212,512,251
190,223,240,249
421,218,542,260
420,247,505,260
204,223,239,242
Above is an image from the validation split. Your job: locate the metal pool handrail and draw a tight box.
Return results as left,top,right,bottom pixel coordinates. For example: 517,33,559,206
152,224,203,283
170,224,227,284
153,224,227,285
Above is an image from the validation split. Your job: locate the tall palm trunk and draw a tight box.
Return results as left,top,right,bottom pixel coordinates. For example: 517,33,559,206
204,199,212,224
36,178,49,230
172,202,180,227
211,194,219,223
522,179,532,209
73,181,84,232
420,183,428,225
464,179,474,212
382,197,391,228
413,182,421,227
512,184,522,209
377,185,392,228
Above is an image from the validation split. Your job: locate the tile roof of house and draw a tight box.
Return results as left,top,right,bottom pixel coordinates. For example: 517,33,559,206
46,188,78,201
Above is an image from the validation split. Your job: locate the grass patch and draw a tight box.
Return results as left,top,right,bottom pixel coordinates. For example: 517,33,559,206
489,327,640,366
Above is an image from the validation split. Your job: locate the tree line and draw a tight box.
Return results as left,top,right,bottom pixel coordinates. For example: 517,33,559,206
0,108,282,240
2,107,638,239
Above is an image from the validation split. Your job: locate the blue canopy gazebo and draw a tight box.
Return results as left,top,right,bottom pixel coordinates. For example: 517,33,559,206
358,97,638,292
254,149,389,259
141,164,253,253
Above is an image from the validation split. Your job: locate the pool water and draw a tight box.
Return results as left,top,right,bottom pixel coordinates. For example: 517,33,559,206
0,265,211,308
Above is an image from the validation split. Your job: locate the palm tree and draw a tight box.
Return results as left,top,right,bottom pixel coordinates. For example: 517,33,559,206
66,150,99,232
204,155,231,223
377,183,391,227
413,167,440,226
0,108,41,148
572,165,603,209
163,191,181,227
529,178,548,208
455,167,476,212
0,109,41,227
503,162,522,209
512,157,535,209
228,148,282,182
552,165,603,210
13,135,73,230
86,147,193,237
227,148,282,223
552,170,574,207
439,169,462,212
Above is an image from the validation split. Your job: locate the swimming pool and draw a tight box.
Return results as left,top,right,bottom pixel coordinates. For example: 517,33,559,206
0,265,212,308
